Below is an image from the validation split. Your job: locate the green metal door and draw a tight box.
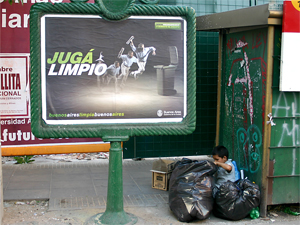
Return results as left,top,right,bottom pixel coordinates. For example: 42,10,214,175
219,27,269,187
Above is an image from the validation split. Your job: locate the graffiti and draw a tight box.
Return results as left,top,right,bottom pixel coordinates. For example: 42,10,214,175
252,32,267,53
244,51,254,124
272,92,299,147
226,32,267,126
226,37,237,55
237,124,262,173
252,33,262,49
277,120,299,148
224,32,266,174
272,92,300,117
272,92,299,175
227,41,254,124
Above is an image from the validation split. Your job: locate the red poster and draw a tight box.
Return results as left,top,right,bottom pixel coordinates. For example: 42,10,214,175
0,0,105,155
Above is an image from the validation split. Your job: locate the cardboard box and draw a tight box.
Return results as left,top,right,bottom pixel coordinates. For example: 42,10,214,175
151,159,175,191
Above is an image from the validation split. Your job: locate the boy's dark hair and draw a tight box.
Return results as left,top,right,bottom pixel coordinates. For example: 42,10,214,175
212,145,229,158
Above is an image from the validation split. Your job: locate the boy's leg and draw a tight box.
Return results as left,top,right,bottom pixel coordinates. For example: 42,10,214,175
138,61,146,74
119,64,126,88
130,61,146,79
123,67,130,83
106,74,112,85
120,65,130,88
113,76,118,93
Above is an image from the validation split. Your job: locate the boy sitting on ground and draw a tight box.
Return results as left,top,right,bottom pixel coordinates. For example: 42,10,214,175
212,145,235,188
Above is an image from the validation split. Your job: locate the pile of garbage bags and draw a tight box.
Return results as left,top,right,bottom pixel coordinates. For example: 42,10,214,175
168,158,217,222
168,158,260,222
213,179,260,220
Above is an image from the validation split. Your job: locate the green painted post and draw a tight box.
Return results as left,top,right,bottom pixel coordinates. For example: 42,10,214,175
85,137,137,225
99,141,131,224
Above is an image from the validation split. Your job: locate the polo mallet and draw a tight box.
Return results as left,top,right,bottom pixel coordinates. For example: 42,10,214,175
118,47,124,58
126,36,134,44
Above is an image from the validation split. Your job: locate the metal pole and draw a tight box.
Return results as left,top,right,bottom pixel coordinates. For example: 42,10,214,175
85,137,137,225
260,25,275,218
99,141,131,224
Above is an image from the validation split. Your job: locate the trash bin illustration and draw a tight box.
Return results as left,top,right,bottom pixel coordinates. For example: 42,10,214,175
154,46,178,96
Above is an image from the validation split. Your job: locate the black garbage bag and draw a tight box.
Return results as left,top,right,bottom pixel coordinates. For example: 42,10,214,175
213,179,260,221
169,159,217,222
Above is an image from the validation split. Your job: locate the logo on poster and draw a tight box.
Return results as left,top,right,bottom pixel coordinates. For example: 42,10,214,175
157,110,163,117
47,50,108,76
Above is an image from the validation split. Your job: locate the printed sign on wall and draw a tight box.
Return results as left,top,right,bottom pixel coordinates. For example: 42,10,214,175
41,15,187,125
0,54,30,117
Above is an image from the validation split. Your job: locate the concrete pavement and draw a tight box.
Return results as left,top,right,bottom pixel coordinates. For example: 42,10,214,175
3,158,167,211
2,157,300,224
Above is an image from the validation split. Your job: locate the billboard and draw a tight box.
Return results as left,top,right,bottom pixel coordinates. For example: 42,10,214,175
30,2,196,139
41,15,187,125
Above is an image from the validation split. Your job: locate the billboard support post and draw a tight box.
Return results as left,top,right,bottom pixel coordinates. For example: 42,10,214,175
101,140,132,224
85,137,138,224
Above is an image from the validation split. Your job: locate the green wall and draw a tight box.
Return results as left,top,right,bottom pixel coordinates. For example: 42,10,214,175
124,30,218,158
269,27,300,204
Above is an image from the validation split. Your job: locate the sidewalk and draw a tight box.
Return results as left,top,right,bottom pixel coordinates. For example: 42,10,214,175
2,156,300,224
3,157,168,209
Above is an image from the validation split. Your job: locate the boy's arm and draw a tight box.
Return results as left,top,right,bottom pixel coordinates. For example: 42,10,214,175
118,48,124,58
130,42,136,51
119,55,125,61
214,162,232,172
152,49,156,55
107,65,113,70
149,47,156,55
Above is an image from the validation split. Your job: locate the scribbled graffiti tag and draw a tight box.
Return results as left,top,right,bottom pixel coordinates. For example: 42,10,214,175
272,92,299,175
237,124,262,173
